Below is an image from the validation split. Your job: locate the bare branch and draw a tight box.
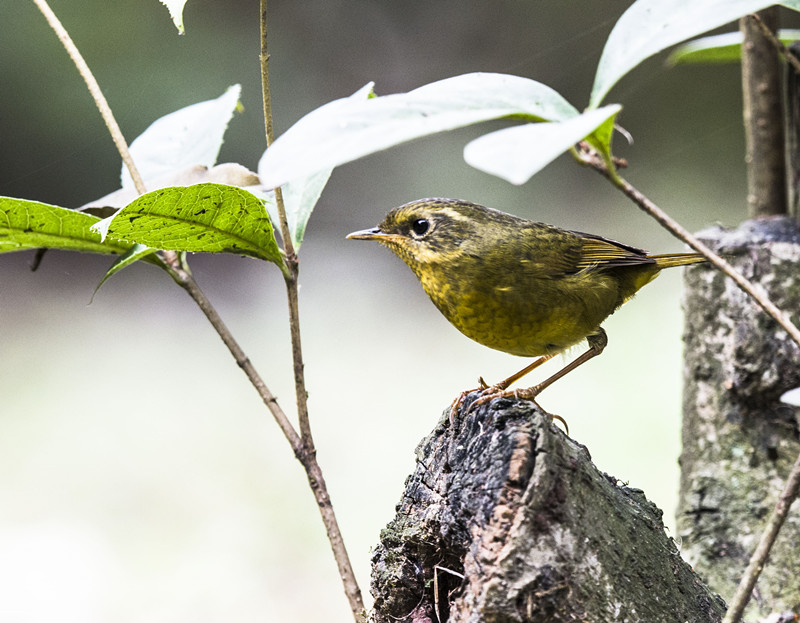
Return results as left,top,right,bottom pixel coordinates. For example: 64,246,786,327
259,0,313,450
170,261,365,619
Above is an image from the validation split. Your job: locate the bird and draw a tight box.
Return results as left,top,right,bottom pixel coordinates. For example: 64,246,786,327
347,198,705,418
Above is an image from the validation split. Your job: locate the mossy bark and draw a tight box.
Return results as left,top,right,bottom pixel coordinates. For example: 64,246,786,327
370,397,726,622
679,217,800,621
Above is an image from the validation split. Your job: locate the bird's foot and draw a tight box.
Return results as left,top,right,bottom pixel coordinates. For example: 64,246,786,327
449,389,478,422
468,386,569,434
448,376,493,422
470,385,539,411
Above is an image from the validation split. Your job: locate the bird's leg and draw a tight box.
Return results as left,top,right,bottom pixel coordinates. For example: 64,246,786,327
450,353,556,422
450,354,554,420
512,329,607,402
469,329,609,431
488,353,557,391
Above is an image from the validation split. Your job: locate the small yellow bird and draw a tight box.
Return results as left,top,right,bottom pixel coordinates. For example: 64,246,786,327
347,198,705,414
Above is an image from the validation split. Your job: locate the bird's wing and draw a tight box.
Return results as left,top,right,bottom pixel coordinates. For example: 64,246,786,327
510,224,586,277
572,231,655,271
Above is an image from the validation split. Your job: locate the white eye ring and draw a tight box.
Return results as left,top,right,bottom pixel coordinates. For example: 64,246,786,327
411,218,431,238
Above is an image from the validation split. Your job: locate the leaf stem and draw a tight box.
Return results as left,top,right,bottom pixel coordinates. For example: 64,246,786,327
31,0,147,195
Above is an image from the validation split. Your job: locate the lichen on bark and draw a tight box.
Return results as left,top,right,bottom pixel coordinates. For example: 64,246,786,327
680,216,800,621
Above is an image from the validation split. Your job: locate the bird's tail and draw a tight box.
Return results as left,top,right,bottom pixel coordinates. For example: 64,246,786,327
621,252,706,303
650,253,706,269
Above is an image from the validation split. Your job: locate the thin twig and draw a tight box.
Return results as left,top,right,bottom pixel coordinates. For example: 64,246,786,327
166,261,364,621
284,277,313,442
722,451,800,623
31,0,147,195
577,147,800,351
259,0,313,449
259,3,294,260
749,12,800,74
259,2,365,619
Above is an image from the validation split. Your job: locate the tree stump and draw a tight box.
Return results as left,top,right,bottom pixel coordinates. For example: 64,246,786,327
370,395,726,622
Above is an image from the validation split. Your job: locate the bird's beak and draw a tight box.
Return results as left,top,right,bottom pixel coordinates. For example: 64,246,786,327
347,227,387,241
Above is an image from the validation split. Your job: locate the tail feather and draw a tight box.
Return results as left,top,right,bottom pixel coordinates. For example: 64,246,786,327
622,252,706,302
650,253,706,269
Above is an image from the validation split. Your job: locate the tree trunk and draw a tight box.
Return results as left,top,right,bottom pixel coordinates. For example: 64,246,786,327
370,397,727,622
741,8,786,218
678,217,800,622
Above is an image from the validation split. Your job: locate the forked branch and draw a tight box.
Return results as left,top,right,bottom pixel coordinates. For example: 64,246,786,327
34,0,365,620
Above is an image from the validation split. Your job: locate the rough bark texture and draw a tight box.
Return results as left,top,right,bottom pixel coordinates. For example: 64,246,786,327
370,396,726,623
679,217,800,621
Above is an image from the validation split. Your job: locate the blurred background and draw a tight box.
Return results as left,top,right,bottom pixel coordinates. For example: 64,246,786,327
2,1,796,621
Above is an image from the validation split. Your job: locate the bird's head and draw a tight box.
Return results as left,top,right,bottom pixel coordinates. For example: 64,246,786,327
347,198,498,267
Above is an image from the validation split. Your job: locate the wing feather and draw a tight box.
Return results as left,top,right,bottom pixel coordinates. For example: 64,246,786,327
572,230,655,271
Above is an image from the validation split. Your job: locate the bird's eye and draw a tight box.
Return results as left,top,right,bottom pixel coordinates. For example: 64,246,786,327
411,218,430,238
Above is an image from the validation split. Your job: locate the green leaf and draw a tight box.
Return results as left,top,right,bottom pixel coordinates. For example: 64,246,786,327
86,163,260,211
668,29,800,65
589,0,782,108
582,107,621,169
0,196,130,255
94,183,283,266
258,72,579,190
91,244,159,301
463,105,622,185
280,170,332,251
122,85,241,190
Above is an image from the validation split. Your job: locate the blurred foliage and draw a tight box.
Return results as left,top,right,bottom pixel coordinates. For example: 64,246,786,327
6,0,796,236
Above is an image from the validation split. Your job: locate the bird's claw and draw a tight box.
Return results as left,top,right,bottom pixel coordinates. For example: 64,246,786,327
449,377,501,420
452,385,570,435
469,385,514,411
